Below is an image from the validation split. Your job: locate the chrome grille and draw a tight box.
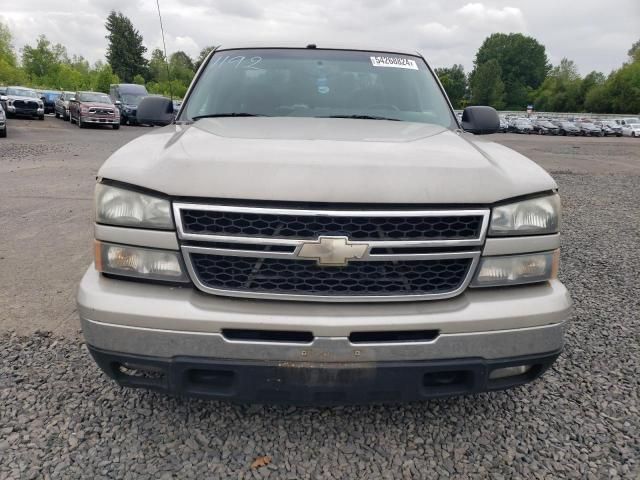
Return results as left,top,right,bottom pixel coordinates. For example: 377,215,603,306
175,203,489,302
89,108,114,115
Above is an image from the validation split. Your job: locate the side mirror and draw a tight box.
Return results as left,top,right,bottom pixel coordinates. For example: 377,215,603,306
137,96,174,126
461,106,500,135
0,95,7,101
69,97,76,102
114,100,121,106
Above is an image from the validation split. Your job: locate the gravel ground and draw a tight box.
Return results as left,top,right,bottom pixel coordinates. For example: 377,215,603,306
1,171,639,479
1,119,639,478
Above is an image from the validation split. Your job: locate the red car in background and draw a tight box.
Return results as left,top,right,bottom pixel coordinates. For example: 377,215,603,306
69,91,120,129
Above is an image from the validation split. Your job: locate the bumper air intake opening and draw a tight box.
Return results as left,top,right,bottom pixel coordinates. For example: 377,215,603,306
187,369,236,395
112,362,166,390
349,330,439,344
222,329,314,344
422,370,474,395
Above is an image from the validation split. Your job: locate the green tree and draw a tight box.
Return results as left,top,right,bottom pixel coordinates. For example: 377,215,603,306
93,64,119,93
533,58,582,112
0,20,17,66
194,46,215,70
628,39,640,62
149,48,169,83
169,51,195,86
133,74,146,85
606,60,640,113
435,64,467,109
0,20,25,84
470,59,505,109
473,33,550,109
105,11,148,82
21,35,67,80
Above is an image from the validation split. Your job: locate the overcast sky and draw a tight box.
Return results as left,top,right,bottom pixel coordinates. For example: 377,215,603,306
1,0,638,75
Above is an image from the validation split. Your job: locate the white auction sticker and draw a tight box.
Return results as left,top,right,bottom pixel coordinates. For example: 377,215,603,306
370,56,419,70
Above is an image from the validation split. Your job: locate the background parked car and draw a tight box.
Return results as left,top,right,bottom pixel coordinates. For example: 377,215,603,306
575,121,603,137
498,117,508,132
54,91,75,121
622,123,640,137
594,121,622,137
616,117,640,126
0,103,6,138
69,91,120,129
109,83,149,125
508,119,533,134
553,121,581,136
0,86,44,120
40,90,61,114
533,119,560,135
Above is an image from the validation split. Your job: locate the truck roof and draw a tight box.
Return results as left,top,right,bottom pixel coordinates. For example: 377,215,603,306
214,42,423,57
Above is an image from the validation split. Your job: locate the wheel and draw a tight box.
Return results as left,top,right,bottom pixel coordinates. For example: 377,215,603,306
38,115,44,121
70,114,76,124
633,132,636,138
0,128,6,138
78,116,85,128
55,111,60,119
112,124,120,130
538,129,543,135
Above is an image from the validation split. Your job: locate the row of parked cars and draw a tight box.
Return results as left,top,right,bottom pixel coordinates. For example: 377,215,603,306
497,115,640,138
0,84,158,137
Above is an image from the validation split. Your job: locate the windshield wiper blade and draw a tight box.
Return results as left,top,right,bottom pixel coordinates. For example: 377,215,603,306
191,113,268,121
322,114,402,121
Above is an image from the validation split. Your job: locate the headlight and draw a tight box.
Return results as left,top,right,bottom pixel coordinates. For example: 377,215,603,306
95,183,173,229
490,194,560,236
95,241,189,282
471,251,559,287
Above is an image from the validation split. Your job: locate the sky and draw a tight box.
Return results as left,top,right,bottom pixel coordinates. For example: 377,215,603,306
1,0,638,75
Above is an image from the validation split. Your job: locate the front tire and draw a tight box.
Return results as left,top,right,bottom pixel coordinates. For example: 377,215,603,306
38,115,44,121
112,124,120,130
55,111,60,119
0,128,6,138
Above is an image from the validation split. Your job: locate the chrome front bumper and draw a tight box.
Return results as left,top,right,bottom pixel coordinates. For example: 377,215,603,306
78,267,571,363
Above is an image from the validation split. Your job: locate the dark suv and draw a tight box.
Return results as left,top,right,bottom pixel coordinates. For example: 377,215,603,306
41,91,61,114
109,84,149,125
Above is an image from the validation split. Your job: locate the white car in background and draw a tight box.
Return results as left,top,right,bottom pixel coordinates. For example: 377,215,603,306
621,123,640,137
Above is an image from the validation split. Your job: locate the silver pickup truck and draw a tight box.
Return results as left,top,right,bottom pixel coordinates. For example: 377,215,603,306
78,44,571,404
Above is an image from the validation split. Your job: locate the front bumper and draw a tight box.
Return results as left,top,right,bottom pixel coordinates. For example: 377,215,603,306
6,106,43,116
89,346,561,405
79,268,570,402
82,116,119,125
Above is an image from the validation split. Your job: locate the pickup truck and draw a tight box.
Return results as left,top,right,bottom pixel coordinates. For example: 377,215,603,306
69,91,120,129
78,44,571,405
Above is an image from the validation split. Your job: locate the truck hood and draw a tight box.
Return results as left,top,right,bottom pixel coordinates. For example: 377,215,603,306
99,117,556,204
8,95,40,102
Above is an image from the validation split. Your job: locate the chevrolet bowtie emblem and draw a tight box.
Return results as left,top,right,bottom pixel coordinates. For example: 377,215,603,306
297,236,369,266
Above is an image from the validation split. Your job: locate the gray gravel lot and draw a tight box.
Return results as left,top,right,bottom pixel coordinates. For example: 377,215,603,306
1,118,639,479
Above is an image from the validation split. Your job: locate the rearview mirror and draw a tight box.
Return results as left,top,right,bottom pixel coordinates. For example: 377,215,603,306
69,97,76,102
137,96,174,126
461,106,500,135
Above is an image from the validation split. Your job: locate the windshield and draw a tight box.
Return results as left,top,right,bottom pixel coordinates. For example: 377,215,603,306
78,93,111,103
121,94,146,105
181,48,455,127
7,87,38,98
